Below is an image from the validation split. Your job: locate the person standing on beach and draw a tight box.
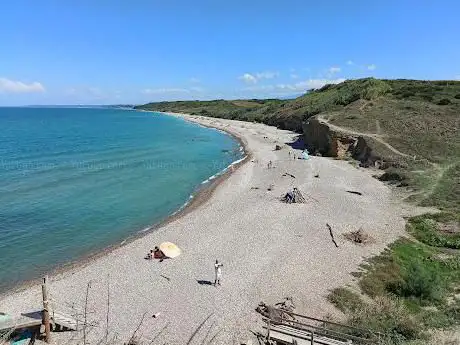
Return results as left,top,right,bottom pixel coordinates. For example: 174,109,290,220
214,260,223,286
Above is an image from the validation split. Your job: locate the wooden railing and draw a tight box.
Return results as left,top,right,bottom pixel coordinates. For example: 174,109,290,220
263,308,382,344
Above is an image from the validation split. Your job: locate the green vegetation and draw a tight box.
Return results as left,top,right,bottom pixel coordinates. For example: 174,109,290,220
136,78,460,344
329,222,460,344
327,287,364,313
408,213,460,249
136,78,460,213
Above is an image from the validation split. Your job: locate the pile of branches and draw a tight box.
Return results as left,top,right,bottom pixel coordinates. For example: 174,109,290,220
280,188,306,204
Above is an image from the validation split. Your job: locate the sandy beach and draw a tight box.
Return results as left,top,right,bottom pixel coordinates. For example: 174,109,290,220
0,113,425,344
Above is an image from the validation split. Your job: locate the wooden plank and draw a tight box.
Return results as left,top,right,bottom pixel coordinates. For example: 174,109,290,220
264,324,350,345
0,310,78,333
52,312,78,331
0,316,41,333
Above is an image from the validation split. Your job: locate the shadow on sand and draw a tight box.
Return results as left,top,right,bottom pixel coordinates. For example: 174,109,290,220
197,280,214,286
285,135,306,150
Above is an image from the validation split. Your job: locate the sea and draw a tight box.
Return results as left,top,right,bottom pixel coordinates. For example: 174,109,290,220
0,107,244,292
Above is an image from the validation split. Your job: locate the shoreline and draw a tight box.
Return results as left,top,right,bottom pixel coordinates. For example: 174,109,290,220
1,113,426,344
0,111,250,298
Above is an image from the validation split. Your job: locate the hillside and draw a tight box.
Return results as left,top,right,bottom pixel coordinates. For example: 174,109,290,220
136,78,460,212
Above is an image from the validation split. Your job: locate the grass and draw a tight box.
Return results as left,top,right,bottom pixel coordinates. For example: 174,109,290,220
407,213,460,249
420,164,460,212
135,78,460,212
328,220,460,344
135,78,460,343
327,287,364,313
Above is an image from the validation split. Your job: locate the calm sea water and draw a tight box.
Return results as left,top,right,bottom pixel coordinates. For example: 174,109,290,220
0,107,243,291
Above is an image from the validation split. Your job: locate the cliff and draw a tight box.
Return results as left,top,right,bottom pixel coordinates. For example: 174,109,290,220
136,78,460,212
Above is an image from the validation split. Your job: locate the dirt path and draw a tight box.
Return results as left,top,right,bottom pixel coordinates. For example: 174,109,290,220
317,115,411,158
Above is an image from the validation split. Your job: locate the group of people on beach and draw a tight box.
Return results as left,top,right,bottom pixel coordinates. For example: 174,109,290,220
146,248,224,286
146,247,166,260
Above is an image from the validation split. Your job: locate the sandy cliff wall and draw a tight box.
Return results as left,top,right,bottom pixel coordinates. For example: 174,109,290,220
302,117,381,167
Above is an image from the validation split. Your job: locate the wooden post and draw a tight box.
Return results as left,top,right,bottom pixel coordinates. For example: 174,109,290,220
310,331,314,345
41,275,51,343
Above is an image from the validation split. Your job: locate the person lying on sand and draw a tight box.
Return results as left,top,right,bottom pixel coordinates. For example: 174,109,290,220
145,247,166,260
153,246,165,259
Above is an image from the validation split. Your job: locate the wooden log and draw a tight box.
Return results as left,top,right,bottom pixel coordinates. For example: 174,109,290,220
42,276,51,343
326,223,339,248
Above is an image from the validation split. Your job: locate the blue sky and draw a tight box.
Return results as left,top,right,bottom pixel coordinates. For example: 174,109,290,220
1,0,459,105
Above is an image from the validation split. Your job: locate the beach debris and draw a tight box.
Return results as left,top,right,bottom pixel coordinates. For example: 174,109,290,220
256,301,295,322
343,228,374,245
160,274,170,281
152,312,161,318
346,190,363,196
326,223,339,248
282,172,296,178
275,297,296,313
274,144,282,151
267,184,274,191
250,186,260,190
314,174,320,178
280,187,306,204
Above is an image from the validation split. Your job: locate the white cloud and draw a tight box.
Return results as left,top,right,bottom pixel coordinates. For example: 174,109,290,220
189,77,200,83
290,74,299,79
346,60,354,65
454,75,460,81
367,64,377,71
243,78,346,95
328,67,341,74
238,73,258,84
0,77,45,93
255,71,278,80
142,88,191,94
276,78,346,91
238,71,279,84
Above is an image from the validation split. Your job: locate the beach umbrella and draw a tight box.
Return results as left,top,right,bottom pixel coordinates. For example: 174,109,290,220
159,242,181,258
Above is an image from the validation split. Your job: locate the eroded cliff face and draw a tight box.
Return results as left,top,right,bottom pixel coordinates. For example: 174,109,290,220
302,117,381,167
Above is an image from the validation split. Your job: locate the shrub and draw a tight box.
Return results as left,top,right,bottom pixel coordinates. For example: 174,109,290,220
328,288,364,312
454,94,460,99
421,94,434,102
392,261,443,303
348,296,423,342
408,214,460,249
437,98,451,105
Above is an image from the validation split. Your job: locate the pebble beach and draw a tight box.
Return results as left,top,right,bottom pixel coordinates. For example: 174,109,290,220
0,113,423,344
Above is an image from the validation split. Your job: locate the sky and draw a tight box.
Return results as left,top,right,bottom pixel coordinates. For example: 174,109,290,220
0,0,459,105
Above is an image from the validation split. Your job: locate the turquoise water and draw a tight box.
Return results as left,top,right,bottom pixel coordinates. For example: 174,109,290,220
0,107,243,291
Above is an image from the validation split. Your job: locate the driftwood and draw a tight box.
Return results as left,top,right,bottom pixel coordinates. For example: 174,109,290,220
282,172,296,178
346,190,363,196
314,174,320,178
326,223,339,248
344,228,374,245
256,302,295,323
281,188,306,203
